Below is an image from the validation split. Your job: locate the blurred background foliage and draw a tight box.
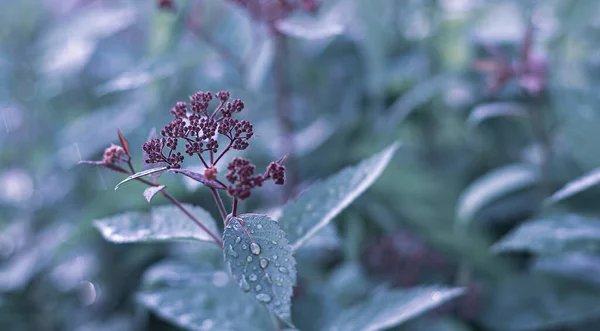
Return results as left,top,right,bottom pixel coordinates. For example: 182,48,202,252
4,0,600,330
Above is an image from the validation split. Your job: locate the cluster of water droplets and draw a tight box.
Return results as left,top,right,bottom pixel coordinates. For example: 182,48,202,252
223,216,296,316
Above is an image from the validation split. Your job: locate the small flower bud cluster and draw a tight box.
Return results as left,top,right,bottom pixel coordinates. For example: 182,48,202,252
142,89,285,198
225,157,286,200
103,144,126,164
142,90,254,168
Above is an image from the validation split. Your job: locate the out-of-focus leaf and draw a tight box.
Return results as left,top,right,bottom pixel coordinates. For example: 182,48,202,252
480,274,600,331
325,286,465,331
548,167,600,204
456,163,539,228
492,214,600,254
280,143,399,250
143,185,165,203
534,253,600,288
467,102,529,128
93,204,218,244
223,214,296,325
259,117,336,157
383,74,451,130
38,6,136,77
276,4,346,40
114,167,168,190
138,261,272,331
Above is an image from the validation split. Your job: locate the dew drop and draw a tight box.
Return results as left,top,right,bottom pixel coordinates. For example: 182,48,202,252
274,301,281,306
278,267,289,274
242,244,248,250
235,237,241,244
256,293,272,303
259,258,269,269
246,256,253,262
250,243,261,255
249,274,258,282
257,224,263,229
228,245,239,258
255,284,262,292
272,254,278,260
239,276,250,292
250,229,255,234
271,240,278,245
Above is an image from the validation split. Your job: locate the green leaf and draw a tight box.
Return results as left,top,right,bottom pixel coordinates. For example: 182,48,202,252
138,261,272,331
94,204,218,244
325,286,465,331
456,163,539,228
467,102,529,128
143,185,165,203
223,214,297,325
548,167,600,204
280,143,399,250
492,214,600,255
480,274,600,331
114,166,168,190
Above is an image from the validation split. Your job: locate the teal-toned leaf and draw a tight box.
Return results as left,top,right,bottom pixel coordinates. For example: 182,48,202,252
325,286,465,331
223,214,297,325
143,185,165,203
467,102,529,128
94,204,218,244
480,274,600,331
281,143,399,250
492,214,600,254
548,167,600,204
138,261,272,331
456,163,539,228
275,6,345,40
534,253,600,288
114,167,168,190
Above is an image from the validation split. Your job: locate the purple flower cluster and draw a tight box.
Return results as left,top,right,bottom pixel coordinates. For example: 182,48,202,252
142,90,285,199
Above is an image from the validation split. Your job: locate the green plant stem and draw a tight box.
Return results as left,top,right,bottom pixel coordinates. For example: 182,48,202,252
211,187,228,223
527,101,552,197
232,198,238,217
271,26,298,199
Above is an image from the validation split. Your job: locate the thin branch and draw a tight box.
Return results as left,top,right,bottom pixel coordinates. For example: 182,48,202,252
114,163,224,248
232,198,238,217
211,188,228,224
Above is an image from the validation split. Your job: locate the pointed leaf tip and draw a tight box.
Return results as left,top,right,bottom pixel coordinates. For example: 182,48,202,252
280,142,399,251
114,166,168,190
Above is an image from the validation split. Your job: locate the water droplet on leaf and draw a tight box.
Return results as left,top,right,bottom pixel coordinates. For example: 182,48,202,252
250,243,261,255
249,274,258,282
259,258,269,269
256,293,272,303
278,267,289,274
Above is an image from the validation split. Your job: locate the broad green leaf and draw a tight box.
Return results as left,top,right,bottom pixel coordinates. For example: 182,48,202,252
325,286,465,331
467,102,529,128
280,143,398,250
275,3,345,40
138,261,272,331
223,214,297,325
534,253,600,288
143,185,165,203
480,274,600,331
548,167,600,204
94,204,218,244
456,163,539,228
114,166,168,190
492,214,600,254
